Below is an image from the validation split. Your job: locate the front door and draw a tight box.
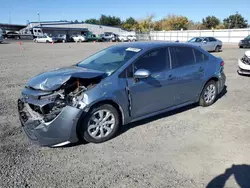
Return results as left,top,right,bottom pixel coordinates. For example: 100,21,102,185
201,37,213,51
126,47,175,118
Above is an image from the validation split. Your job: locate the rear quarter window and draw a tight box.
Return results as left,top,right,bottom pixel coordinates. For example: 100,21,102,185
193,48,209,63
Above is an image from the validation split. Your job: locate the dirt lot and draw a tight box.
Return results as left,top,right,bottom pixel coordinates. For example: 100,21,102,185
0,40,250,188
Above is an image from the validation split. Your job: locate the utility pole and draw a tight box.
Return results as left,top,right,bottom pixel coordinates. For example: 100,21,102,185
37,12,40,26
9,12,11,24
235,11,238,28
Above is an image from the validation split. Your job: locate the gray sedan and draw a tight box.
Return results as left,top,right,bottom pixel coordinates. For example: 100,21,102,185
18,42,226,147
188,37,222,52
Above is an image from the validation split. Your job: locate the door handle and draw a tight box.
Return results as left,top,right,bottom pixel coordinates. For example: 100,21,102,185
168,75,176,80
199,67,204,73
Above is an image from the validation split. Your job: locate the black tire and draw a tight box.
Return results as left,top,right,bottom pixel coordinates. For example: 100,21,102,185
215,45,220,52
46,40,49,43
239,46,243,48
199,80,218,107
80,104,120,143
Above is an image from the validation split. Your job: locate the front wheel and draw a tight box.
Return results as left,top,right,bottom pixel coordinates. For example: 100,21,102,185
199,80,218,107
80,104,120,143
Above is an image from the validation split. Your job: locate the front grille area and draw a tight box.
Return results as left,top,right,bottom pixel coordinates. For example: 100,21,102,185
242,55,250,65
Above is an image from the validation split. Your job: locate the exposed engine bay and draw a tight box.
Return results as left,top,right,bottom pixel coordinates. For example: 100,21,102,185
19,67,105,124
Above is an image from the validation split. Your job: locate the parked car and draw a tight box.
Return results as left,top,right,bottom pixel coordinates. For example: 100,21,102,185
86,34,103,42
111,34,119,42
118,35,129,42
237,51,250,75
188,37,222,52
100,32,114,41
0,29,3,43
33,35,58,43
72,35,88,42
3,31,21,40
18,42,226,147
238,35,250,48
127,35,137,42
55,34,70,43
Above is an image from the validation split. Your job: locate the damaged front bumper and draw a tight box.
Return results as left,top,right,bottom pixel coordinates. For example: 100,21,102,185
18,90,83,147
237,58,250,75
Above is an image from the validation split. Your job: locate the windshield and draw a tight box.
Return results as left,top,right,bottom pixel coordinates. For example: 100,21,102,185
188,37,203,42
77,46,140,75
245,35,250,39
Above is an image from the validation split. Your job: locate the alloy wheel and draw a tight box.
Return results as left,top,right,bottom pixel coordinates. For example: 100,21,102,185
204,84,216,103
87,109,115,139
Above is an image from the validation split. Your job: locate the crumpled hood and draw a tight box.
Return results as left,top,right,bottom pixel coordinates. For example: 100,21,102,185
27,66,106,91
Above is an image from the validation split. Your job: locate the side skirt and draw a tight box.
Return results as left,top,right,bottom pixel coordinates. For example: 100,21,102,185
130,101,195,123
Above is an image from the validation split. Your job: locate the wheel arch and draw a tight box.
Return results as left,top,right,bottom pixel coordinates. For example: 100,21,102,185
199,76,219,98
85,99,125,126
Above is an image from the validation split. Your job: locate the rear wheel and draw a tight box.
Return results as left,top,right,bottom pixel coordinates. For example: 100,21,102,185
199,80,218,107
239,46,243,48
46,40,49,43
80,104,120,143
215,45,220,52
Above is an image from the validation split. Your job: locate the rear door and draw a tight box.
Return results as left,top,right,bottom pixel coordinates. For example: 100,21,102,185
168,46,207,105
208,37,218,51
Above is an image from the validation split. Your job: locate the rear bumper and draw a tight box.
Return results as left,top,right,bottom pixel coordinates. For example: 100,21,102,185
18,99,83,147
218,72,226,93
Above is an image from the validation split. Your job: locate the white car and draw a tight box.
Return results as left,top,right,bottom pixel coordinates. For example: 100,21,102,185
118,35,129,42
72,35,88,42
0,29,3,43
34,35,57,43
238,51,250,75
188,37,222,52
127,35,137,42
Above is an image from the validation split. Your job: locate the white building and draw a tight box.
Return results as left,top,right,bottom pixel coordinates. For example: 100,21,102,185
20,21,127,36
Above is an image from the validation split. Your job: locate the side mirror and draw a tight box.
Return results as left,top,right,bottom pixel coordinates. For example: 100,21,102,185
203,40,207,43
134,69,151,79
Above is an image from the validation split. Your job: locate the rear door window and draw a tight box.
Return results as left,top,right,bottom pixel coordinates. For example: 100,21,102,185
193,48,209,63
170,47,195,68
208,37,217,42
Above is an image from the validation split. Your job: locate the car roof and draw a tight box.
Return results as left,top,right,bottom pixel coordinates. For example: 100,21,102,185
112,41,202,51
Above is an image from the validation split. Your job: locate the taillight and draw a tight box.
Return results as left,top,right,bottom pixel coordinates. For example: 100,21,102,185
220,61,225,66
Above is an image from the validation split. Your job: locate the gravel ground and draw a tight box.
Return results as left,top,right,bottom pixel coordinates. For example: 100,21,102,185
1,40,250,188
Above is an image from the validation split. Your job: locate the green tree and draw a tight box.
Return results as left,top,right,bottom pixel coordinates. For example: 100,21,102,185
202,16,220,29
121,17,138,30
99,14,121,26
85,18,100,24
187,21,203,30
223,13,248,28
74,20,79,23
161,14,189,30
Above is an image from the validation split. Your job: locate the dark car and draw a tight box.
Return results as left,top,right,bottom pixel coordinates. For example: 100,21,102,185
55,34,71,43
18,42,226,147
239,35,250,48
3,31,21,40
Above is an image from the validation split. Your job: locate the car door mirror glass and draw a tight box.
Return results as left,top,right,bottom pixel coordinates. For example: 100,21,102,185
203,40,207,43
134,69,151,79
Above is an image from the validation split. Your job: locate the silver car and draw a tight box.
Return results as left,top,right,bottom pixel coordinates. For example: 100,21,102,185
188,37,222,52
18,42,226,147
